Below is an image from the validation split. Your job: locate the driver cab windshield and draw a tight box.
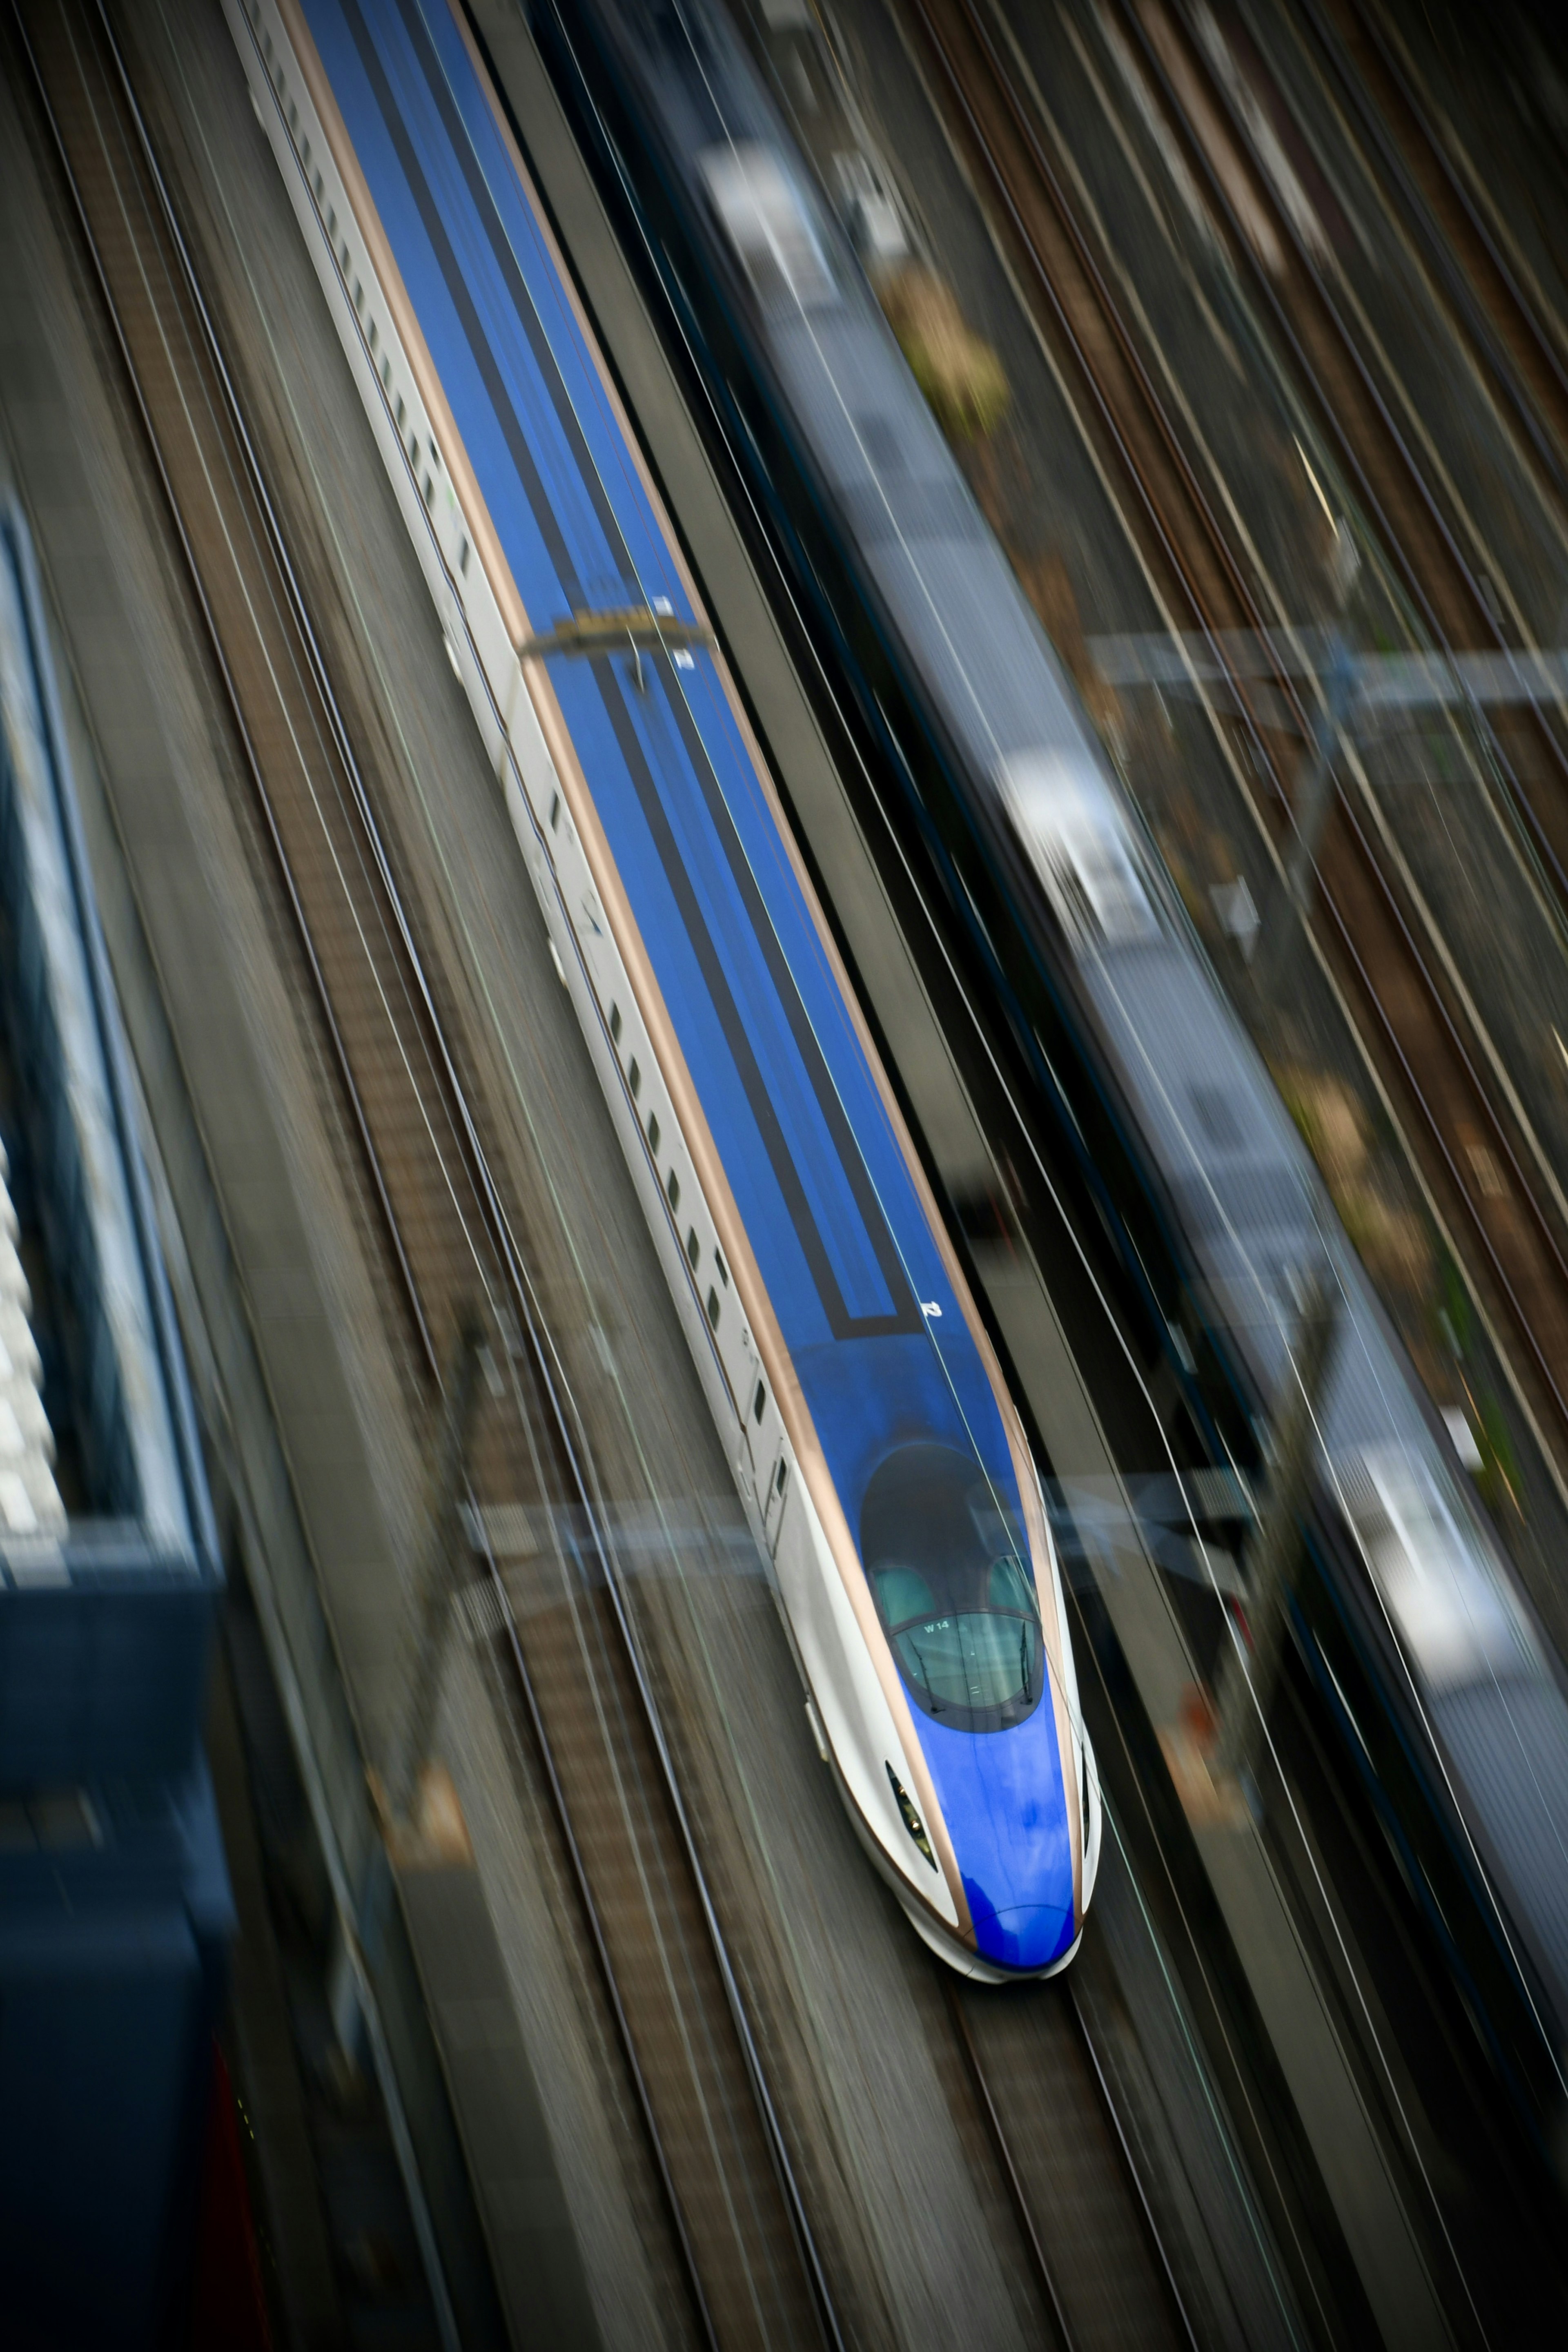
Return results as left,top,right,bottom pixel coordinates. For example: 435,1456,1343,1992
862,1445,1045,1733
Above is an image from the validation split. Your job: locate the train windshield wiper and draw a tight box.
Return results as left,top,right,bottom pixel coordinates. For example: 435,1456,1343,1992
908,1639,940,1713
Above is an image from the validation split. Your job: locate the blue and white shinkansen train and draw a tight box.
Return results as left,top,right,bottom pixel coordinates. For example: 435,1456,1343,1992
223,0,1100,1979
540,0,1568,2094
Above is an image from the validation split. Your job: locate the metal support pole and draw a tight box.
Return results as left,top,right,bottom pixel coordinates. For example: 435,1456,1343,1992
1258,634,1357,1001
1218,1269,1336,1790
384,1312,484,1827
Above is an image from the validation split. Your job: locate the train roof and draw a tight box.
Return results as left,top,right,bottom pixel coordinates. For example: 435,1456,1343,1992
301,0,1022,1533
578,0,1103,779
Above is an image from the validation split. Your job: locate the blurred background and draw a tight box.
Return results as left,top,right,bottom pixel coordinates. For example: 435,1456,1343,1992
4,0,1568,2343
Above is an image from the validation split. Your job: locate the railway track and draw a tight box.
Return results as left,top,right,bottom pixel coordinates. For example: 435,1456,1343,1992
948,1971,1197,2351
9,2,841,2341
1118,0,1568,838
1301,0,1568,500
899,0,1568,1470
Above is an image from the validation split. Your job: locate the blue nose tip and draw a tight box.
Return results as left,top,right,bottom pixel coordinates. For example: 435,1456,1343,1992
971,1899,1075,1973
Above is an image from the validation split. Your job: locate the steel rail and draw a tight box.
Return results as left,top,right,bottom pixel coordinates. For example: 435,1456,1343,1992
1338,0,1568,431
1066,1984,1200,2349
944,1975,1078,2350
905,0,1568,1448
1291,0,1568,501
946,1973,1200,2351
22,4,844,2341
466,1507,721,2351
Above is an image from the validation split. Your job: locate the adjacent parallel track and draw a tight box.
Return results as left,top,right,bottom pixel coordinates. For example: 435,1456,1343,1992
948,1973,1197,2351
901,0,1568,1467
1118,0,1568,853
9,2,841,2341
1306,0,1568,497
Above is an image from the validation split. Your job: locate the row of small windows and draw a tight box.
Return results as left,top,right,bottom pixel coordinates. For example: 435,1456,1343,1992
606,999,736,1342
251,11,766,1448
256,0,774,1471
253,6,468,569
542,689,771,1425
259,8,299,145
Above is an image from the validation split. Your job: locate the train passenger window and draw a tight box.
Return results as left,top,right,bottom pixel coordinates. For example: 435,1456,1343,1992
647,1114,660,1156
289,103,298,137
368,321,378,353
263,30,272,62
423,475,433,508
302,138,310,170
340,242,349,274
459,539,470,577
753,1380,766,1424
776,1462,788,1496
628,1059,641,1100
314,172,323,204
395,395,405,430
714,1248,728,1288
608,1000,620,1041
327,207,336,239
354,281,364,315
686,1228,699,1271
667,1170,680,1213
409,430,418,466
381,359,391,393
707,1288,720,1330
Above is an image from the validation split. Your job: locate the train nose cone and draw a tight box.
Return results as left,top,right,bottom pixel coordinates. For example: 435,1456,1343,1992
917,1703,1077,1975
967,1893,1076,1973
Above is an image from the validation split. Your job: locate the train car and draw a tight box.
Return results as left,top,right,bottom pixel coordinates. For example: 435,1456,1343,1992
223,0,1100,1980
539,0,1568,2102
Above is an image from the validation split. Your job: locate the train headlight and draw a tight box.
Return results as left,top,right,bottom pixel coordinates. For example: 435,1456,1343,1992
886,1761,938,1870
